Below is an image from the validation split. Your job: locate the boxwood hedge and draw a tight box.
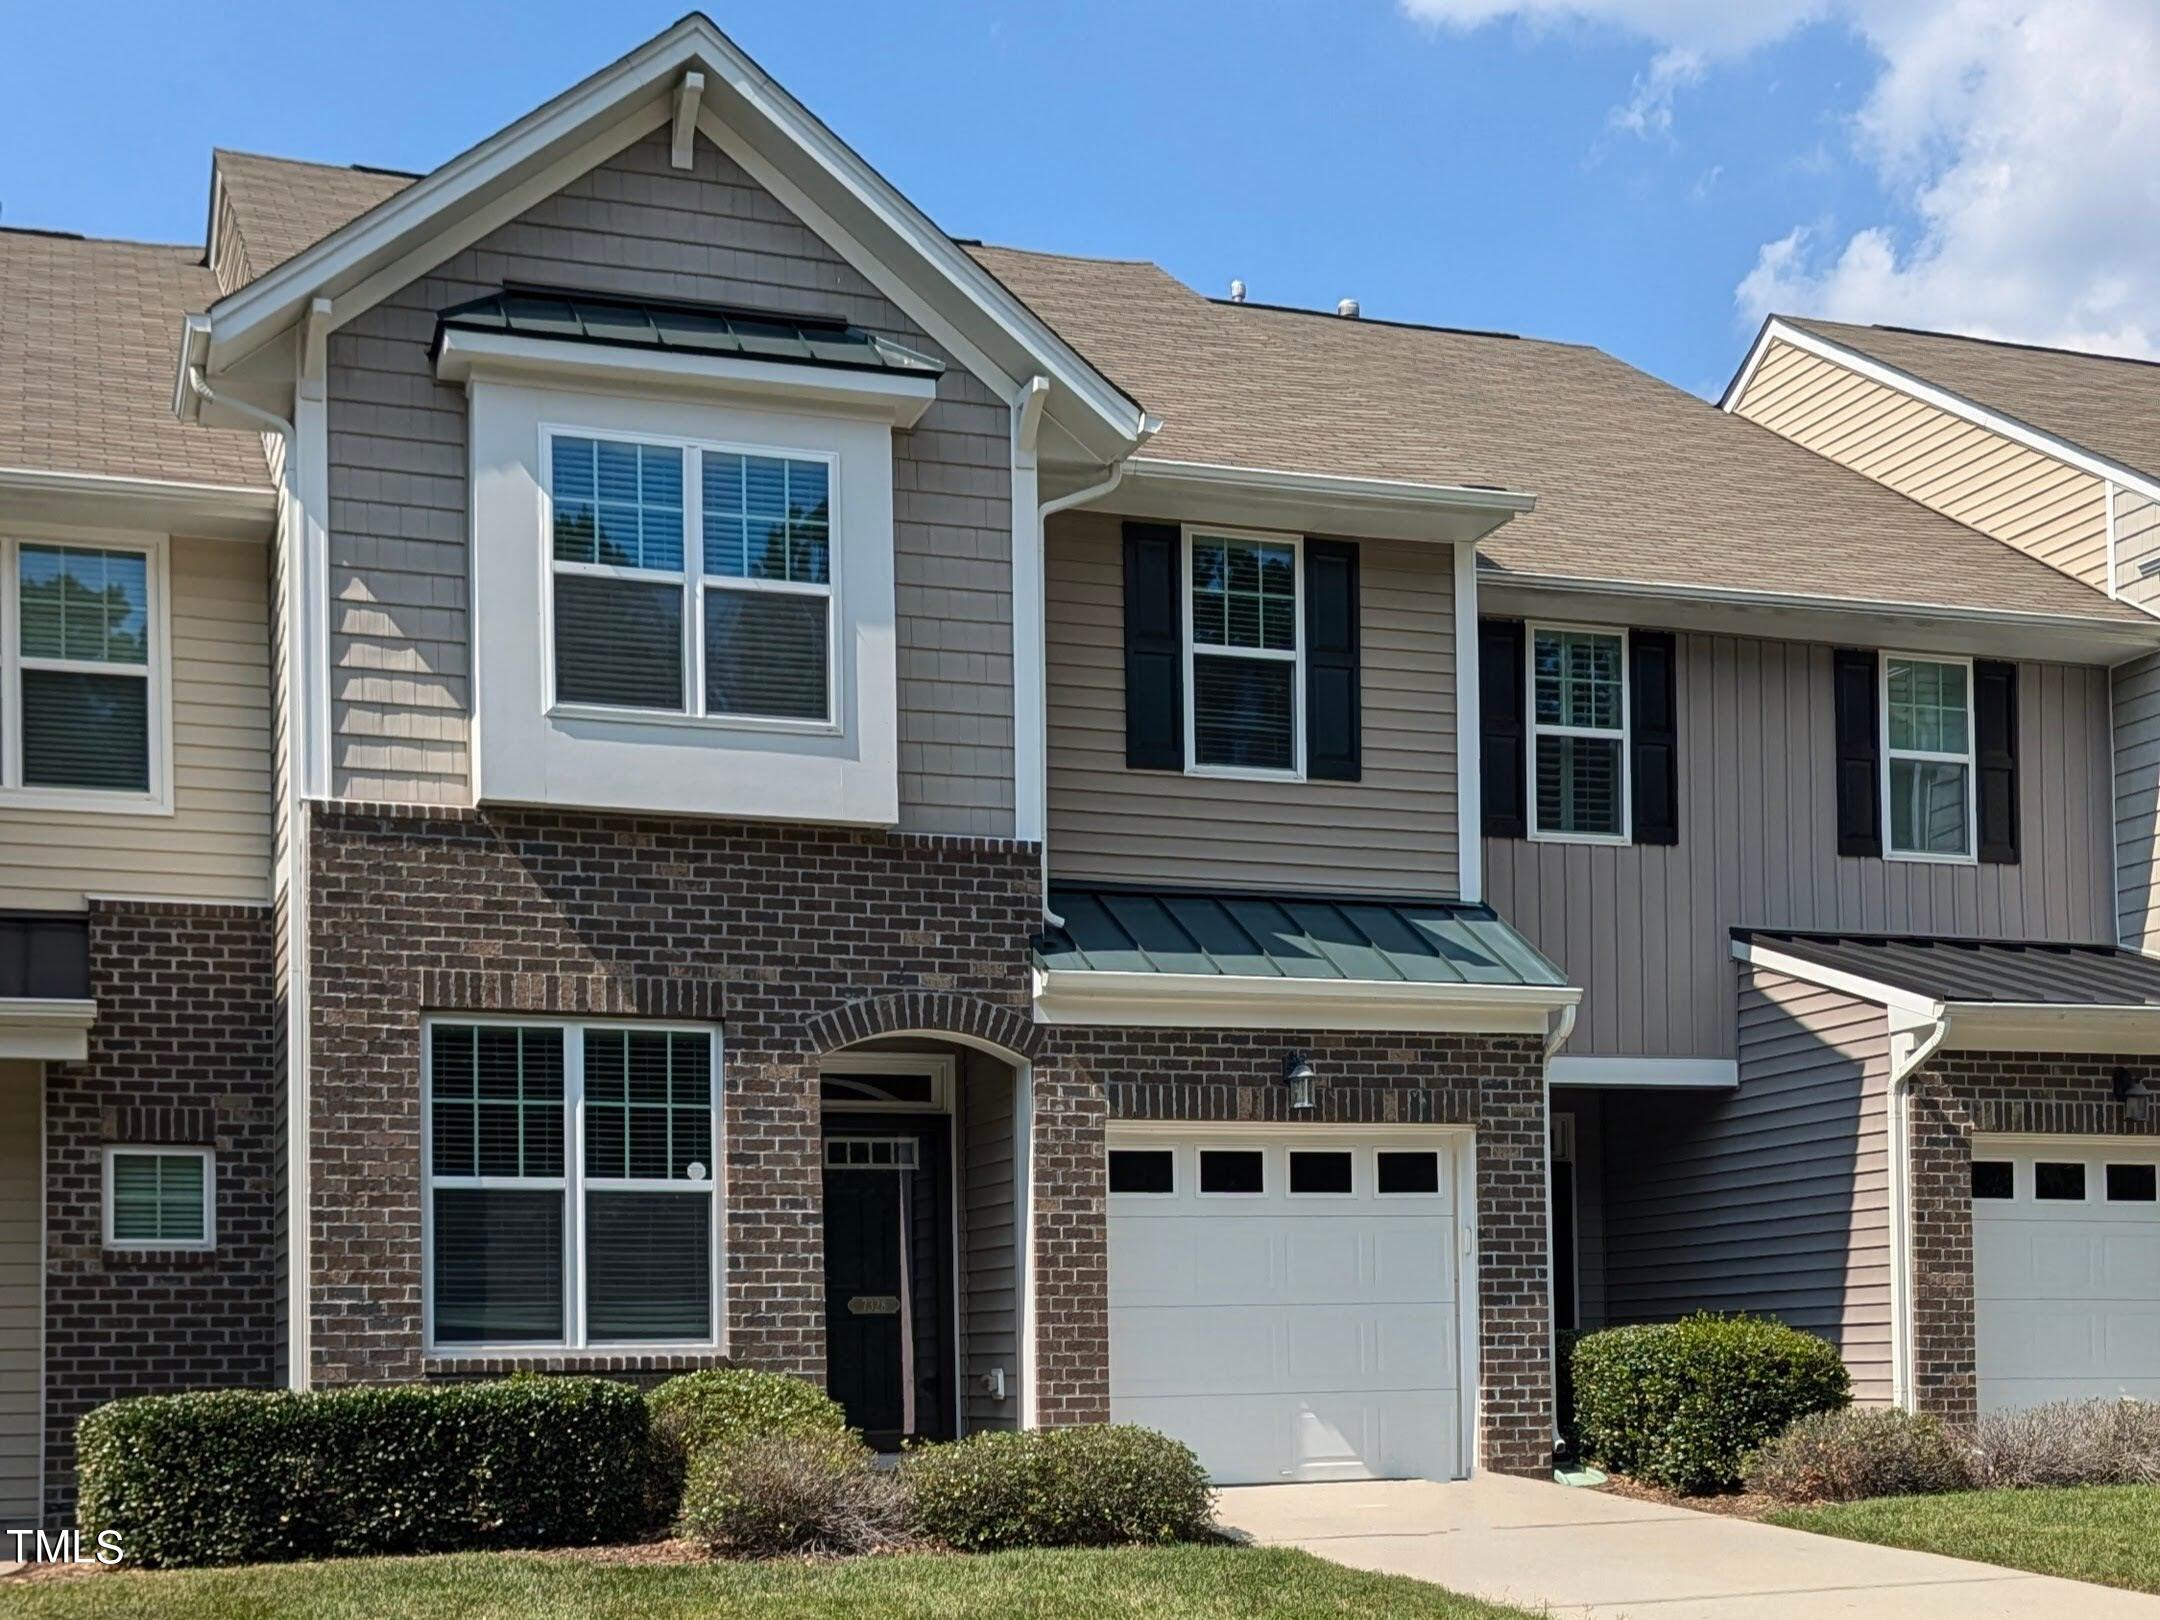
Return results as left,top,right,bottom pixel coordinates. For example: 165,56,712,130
75,1377,651,1568
906,1424,1215,1551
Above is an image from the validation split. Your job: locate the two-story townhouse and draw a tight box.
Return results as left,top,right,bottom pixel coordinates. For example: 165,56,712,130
1712,315,2160,1420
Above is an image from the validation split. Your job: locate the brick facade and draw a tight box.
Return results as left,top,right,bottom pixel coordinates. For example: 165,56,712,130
42,900,278,1519
1906,1050,2160,1426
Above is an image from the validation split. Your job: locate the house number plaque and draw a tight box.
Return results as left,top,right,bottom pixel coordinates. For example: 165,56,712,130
848,1295,901,1315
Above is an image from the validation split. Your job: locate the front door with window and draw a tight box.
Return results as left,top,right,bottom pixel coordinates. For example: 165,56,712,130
821,1116,955,1449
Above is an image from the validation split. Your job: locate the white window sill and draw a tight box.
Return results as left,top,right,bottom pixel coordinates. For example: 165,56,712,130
1528,828,1631,847
1883,847,1978,866
547,702,841,740
0,784,173,817
1184,763,1306,783
102,1240,215,1254
424,1342,725,1360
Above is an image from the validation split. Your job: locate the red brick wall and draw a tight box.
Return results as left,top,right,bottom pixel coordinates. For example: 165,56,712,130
42,900,278,1520
1906,1050,2160,1426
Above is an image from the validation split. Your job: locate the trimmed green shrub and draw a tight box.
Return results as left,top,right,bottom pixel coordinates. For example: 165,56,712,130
906,1424,1214,1551
1744,1407,1975,1503
1573,1315,1850,1493
678,1431,910,1557
648,1367,850,1457
75,1377,651,1568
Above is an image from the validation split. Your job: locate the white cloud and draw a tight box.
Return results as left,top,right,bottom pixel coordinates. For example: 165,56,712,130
1402,0,2160,357
1611,48,1704,138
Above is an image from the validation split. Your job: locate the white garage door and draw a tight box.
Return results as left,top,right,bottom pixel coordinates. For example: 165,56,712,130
1972,1137,2160,1413
1107,1129,1468,1484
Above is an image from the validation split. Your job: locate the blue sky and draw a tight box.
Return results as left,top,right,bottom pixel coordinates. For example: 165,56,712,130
0,3,1921,397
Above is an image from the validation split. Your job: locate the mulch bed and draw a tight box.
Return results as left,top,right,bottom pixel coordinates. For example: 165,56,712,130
1598,1474,1782,1519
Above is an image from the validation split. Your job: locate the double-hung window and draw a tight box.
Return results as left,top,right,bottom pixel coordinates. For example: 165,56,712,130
1185,529,1301,774
1530,625,1627,840
0,538,162,805
1882,655,1975,860
425,1020,719,1351
548,431,834,725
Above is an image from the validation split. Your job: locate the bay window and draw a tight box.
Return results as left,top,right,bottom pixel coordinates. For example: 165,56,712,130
1185,528,1301,774
425,1019,719,1351
1530,625,1627,841
547,430,834,725
1883,654,1974,860
0,537,164,807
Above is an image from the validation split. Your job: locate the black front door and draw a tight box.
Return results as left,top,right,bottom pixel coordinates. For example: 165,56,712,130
822,1116,954,1449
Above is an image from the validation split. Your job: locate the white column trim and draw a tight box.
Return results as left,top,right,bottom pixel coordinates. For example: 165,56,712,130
1454,540,1482,903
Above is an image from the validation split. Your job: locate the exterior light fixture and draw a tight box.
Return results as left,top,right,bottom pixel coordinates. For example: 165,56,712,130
2114,1068,2153,1124
1283,1051,1317,1113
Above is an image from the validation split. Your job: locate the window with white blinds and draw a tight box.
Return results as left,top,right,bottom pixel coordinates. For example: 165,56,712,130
0,538,165,807
1185,530,1301,775
1530,625,1628,842
103,1147,214,1250
425,1019,720,1351
547,432,834,725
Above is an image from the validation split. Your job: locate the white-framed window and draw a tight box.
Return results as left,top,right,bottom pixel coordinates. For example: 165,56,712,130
1529,623,1628,842
0,535,169,813
1882,653,1976,862
102,1146,214,1251
818,1053,954,1112
422,1017,722,1353
545,429,835,728
1182,526,1303,777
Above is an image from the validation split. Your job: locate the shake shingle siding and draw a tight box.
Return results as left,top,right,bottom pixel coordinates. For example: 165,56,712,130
323,129,1015,829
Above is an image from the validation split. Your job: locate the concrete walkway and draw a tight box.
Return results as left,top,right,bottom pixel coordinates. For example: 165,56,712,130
1218,1475,2160,1619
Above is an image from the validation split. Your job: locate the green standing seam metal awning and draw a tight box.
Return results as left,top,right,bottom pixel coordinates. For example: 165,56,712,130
1036,885,1570,990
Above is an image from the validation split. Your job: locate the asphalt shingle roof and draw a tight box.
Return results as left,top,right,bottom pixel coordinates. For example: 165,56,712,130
1789,317,2160,487
212,150,415,284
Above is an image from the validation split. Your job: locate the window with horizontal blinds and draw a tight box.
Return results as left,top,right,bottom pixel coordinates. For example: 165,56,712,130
426,1020,718,1350
15,542,153,793
105,1150,209,1246
1188,533,1299,772
547,432,836,723
1530,627,1627,839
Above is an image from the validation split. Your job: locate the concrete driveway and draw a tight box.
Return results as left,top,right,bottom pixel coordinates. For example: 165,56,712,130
1217,1475,2160,1619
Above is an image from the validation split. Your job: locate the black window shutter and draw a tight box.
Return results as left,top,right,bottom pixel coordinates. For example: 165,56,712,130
1304,539,1361,781
1121,521,1183,770
1479,617,1528,838
1629,630,1679,845
1833,648,1882,858
1974,659,2020,865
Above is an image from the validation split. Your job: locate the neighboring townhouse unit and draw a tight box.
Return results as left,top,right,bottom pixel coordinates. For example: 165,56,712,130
5,14,2160,1530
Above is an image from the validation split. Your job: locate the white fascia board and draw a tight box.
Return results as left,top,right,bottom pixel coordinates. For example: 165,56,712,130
1940,1002,2160,1054
0,998,97,1063
1033,968,1579,1034
0,465,276,542
432,330,940,426
1730,938,1945,1021
1107,458,1535,545
1547,1056,1739,1089
1727,317,2160,509
1454,538,1482,905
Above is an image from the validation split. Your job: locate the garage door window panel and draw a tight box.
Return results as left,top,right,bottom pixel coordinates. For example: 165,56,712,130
1972,1160,2014,1200
1288,1150,1354,1196
1376,1151,1442,1196
1198,1149,1266,1195
2035,1162,2088,1201
1109,1149,1175,1195
2107,1163,2157,1203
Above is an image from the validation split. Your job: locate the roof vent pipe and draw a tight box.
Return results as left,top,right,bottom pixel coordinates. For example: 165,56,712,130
1229,279,1247,303
1337,298,1361,319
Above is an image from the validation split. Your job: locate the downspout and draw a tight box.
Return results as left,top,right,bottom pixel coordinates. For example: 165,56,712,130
1542,1000,1577,1458
1887,1007,1951,1412
1032,459,1136,928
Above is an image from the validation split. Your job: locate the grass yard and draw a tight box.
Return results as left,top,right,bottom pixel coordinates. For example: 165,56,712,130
1768,1484,2160,1595
0,1543,1538,1620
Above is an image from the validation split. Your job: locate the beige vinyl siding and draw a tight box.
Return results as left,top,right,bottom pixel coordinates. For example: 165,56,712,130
1603,969,1893,1403
2115,650,2160,952
0,536,272,911
325,129,1014,832
0,1061,38,1526
2116,485,2160,616
1735,339,2111,591
1045,509,1459,895
958,1050,1019,1434
1485,636,2113,1058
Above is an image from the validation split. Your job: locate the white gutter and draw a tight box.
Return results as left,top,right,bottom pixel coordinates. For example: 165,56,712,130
1886,1007,1950,1412
1123,457,1537,515
1034,967,1580,1034
1542,997,1576,1454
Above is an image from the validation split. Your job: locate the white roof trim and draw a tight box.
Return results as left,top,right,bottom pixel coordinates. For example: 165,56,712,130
432,329,940,427
1732,938,1943,1019
1126,457,1535,514
1548,1055,1738,1089
195,16,1144,453
0,997,96,1063
1032,966,1578,1034
0,465,276,541
1726,317,2160,510
1097,458,1534,546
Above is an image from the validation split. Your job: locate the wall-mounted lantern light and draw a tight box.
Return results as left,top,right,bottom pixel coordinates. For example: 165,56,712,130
2114,1068,2153,1124
1283,1050,1317,1113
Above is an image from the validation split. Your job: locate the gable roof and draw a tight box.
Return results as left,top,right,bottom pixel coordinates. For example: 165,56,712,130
968,245,2148,626
212,150,414,285
0,227,266,491
1773,317,2160,490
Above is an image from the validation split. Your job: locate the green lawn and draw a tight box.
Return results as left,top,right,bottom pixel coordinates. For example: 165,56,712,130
1768,1484,2160,1594
0,1544,1537,1620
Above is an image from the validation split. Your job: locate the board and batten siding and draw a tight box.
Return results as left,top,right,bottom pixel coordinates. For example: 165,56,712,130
959,1049,1020,1434
1484,636,2113,1059
1603,969,1894,1402
325,128,1015,834
2115,650,2160,952
1044,509,1460,895
0,1061,38,1527
0,536,272,911
1733,338,2111,591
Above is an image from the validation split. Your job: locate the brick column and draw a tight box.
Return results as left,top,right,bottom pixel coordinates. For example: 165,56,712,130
722,1056,824,1379
1028,1061,1110,1425
1472,1037,1556,1476
1906,1080,1978,1427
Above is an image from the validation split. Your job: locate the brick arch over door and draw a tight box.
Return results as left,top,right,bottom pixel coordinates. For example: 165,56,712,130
803,991,1043,1062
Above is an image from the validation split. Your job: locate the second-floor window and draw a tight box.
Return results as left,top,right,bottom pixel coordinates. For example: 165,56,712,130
1186,529,1301,775
1883,654,1973,860
0,539,162,807
1531,625,1628,841
548,431,834,725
